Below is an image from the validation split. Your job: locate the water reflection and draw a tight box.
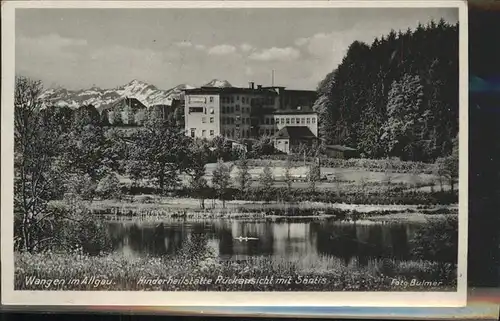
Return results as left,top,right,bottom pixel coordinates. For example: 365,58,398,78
107,220,420,265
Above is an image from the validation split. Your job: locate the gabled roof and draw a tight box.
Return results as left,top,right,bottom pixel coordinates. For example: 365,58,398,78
274,126,317,139
109,97,147,110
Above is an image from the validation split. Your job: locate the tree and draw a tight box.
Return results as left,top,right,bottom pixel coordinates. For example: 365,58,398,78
127,118,190,193
73,105,100,127
447,136,459,192
64,123,114,182
100,110,110,126
258,162,274,202
190,174,209,209
185,141,210,209
435,136,459,192
236,154,252,196
103,128,128,175
211,159,232,208
307,160,321,193
211,135,232,161
14,76,66,252
382,157,395,187
250,135,275,157
314,22,459,161
95,172,122,200
381,74,426,161
284,157,294,196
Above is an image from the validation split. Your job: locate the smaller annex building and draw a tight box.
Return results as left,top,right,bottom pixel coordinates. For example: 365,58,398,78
324,145,359,159
273,126,319,154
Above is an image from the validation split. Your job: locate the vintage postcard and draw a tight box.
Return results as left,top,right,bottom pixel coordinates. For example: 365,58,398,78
1,0,468,307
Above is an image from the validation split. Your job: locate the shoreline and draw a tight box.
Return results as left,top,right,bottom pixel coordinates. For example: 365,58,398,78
55,198,458,223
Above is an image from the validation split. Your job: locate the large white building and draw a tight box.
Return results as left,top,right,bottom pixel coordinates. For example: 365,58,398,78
183,82,319,154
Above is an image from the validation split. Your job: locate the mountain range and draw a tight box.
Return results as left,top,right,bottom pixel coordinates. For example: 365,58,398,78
40,78,233,111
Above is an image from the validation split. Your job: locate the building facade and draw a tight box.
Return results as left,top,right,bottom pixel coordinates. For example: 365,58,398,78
273,126,319,154
183,83,318,154
105,97,147,126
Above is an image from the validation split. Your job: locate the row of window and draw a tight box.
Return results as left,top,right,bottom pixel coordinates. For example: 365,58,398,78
221,96,236,104
188,96,216,104
200,116,317,125
222,128,277,137
198,116,316,125
222,116,250,125
222,129,250,139
252,97,275,106
190,95,295,106
201,117,215,124
221,105,251,114
220,96,275,105
190,128,215,138
259,128,276,136
189,128,295,139
258,116,317,125
275,117,316,125
188,107,215,114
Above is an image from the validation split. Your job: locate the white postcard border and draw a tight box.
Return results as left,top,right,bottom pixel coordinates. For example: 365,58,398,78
1,0,468,307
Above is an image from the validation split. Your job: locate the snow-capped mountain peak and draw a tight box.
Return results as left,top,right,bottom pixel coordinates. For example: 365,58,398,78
40,80,196,111
202,79,232,88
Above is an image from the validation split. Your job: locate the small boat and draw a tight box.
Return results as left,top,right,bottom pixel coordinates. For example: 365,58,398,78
234,236,259,242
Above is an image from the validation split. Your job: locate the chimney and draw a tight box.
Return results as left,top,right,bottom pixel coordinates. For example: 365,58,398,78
257,84,262,89
249,82,255,89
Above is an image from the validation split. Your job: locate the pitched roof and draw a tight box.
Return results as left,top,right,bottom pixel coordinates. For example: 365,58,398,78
274,126,317,139
125,97,147,109
108,97,147,110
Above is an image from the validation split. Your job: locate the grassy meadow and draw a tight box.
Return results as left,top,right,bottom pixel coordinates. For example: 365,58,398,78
15,251,456,291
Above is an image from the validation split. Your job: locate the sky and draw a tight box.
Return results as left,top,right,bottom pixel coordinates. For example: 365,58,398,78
16,7,458,91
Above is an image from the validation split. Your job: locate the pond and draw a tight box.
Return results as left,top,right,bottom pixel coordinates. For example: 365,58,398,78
106,220,421,266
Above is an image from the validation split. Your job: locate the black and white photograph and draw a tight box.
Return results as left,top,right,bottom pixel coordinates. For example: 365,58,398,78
1,0,467,307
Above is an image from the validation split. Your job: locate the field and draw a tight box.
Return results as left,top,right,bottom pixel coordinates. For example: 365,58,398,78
117,158,452,193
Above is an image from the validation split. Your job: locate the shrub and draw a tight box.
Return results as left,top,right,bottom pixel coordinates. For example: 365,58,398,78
258,162,275,202
64,174,97,201
42,202,113,255
251,156,435,174
411,216,458,264
96,173,122,200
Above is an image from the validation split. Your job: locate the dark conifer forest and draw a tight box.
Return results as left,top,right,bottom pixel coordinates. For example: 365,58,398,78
315,19,459,162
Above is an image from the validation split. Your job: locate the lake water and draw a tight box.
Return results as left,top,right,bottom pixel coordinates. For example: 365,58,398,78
106,220,421,265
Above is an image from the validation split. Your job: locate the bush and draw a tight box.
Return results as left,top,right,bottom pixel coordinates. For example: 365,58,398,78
251,156,435,174
411,216,458,264
96,173,122,200
248,136,278,158
64,174,97,201
40,202,113,255
227,187,457,205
